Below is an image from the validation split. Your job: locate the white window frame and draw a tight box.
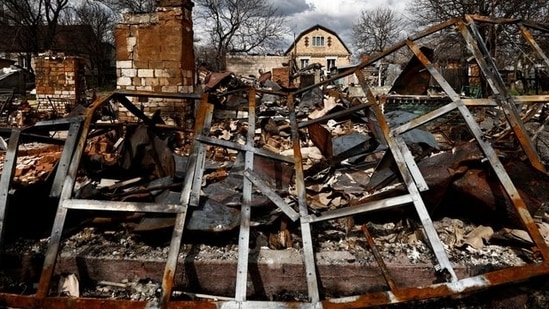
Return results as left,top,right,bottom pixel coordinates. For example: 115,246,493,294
299,57,311,69
325,57,337,76
326,57,336,71
312,36,325,47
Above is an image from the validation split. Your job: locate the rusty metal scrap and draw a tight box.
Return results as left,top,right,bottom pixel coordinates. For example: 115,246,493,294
0,89,15,125
451,160,549,226
0,15,549,309
389,46,434,95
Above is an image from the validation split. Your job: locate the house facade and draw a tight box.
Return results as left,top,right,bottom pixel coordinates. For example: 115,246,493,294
225,24,352,87
285,24,352,75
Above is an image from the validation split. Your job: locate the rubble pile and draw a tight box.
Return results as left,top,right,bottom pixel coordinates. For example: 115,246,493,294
1,71,548,306
0,143,62,186
1,15,549,309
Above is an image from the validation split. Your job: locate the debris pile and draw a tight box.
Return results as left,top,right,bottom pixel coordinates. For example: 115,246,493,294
0,144,61,185
3,66,548,304
0,14,549,309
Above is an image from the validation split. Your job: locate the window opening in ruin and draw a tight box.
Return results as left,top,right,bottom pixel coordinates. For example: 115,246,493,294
327,58,336,71
300,58,310,69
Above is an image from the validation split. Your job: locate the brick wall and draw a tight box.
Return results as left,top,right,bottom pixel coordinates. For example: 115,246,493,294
114,0,195,125
272,67,290,88
33,53,85,114
226,54,288,78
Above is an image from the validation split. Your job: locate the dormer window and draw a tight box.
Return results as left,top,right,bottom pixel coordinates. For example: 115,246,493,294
312,36,325,47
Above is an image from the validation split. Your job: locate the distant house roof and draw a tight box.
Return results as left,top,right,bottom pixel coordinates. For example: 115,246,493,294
284,24,351,56
0,25,96,56
0,58,16,68
0,66,19,81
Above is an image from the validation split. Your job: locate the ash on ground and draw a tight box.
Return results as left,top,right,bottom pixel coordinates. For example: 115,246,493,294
2,214,549,307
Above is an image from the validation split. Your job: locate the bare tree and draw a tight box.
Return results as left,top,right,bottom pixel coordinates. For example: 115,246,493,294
71,0,118,87
1,0,115,85
194,0,288,71
409,0,548,26
408,0,549,59
408,0,549,62
352,7,403,58
1,0,70,66
407,0,549,94
43,0,70,44
98,0,157,13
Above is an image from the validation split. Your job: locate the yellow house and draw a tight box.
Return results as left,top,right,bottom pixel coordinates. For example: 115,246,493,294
285,24,352,74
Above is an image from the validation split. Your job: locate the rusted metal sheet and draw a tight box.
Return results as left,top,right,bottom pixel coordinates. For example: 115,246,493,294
0,129,20,247
204,71,239,90
322,262,549,308
361,225,398,292
452,160,549,226
389,46,434,95
0,294,217,309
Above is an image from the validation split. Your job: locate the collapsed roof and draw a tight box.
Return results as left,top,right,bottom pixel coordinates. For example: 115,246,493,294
0,14,549,309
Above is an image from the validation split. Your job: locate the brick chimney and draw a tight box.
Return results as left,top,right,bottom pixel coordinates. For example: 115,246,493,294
115,0,195,124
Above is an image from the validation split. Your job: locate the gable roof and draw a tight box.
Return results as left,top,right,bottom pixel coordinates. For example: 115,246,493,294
0,25,96,55
285,24,351,55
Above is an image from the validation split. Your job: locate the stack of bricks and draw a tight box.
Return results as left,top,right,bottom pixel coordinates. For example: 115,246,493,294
114,0,195,126
33,54,84,114
272,67,291,88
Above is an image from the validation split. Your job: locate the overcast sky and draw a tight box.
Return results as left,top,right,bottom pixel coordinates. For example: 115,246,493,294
273,0,412,52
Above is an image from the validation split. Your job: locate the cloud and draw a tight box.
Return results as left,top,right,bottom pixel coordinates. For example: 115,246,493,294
278,0,411,55
271,0,314,17
193,0,411,58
